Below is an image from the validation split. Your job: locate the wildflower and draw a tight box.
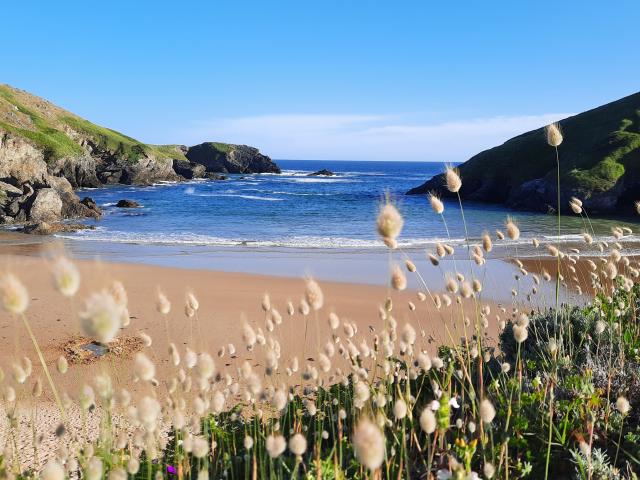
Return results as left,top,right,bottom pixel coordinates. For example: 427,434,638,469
445,276,458,294
393,398,407,420
545,122,563,147
616,396,631,415
55,355,68,375
505,218,520,240
192,437,209,458
353,418,385,471
242,322,257,349
594,320,606,335
288,433,307,456
429,193,444,214
85,457,103,480
328,312,340,329
244,436,254,450
480,399,496,423
605,261,618,280
484,463,496,479
305,277,324,310
109,281,127,307
79,291,122,344
52,257,80,297
126,457,140,475
186,292,199,312
390,264,407,290
134,352,155,382
444,166,462,193
482,233,493,252
513,324,528,343
156,291,171,314
401,323,416,345
266,434,287,459
138,396,161,431
197,353,215,380
569,198,582,214
405,259,416,272
420,407,437,433
0,274,28,314
376,202,404,243
460,281,472,298
428,253,439,266
40,460,65,480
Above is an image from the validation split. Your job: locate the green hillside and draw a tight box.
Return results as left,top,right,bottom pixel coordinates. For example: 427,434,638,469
0,84,188,163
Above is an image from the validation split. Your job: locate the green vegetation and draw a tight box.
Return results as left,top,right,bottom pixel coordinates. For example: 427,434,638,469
0,86,84,162
410,92,640,205
61,116,186,163
0,84,186,163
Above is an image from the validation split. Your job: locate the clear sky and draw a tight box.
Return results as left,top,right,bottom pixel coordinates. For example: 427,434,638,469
2,0,639,161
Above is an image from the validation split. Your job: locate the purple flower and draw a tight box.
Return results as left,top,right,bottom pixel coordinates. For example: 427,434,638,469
167,465,177,475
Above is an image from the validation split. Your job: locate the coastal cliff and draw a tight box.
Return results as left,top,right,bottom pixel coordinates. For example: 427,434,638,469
407,91,640,214
0,84,279,225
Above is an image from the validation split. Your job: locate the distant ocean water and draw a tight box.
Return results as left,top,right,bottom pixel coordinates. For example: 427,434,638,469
57,159,638,253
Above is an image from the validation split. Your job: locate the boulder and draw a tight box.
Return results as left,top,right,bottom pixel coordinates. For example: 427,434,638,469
28,188,63,222
21,221,95,235
173,159,206,179
116,199,141,208
308,169,335,176
205,173,228,180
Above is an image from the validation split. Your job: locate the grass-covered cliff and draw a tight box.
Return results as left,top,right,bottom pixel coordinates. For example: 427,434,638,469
0,84,186,164
407,91,640,214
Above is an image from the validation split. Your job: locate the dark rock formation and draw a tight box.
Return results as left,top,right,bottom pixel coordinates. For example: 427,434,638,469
308,169,335,176
407,91,640,215
185,143,280,174
172,159,206,179
116,199,141,208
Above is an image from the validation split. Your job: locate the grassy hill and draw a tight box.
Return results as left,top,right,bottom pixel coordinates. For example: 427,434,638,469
407,91,640,213
0,84,187,163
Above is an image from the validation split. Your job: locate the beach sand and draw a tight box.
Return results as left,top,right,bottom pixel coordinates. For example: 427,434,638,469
0,253,504,469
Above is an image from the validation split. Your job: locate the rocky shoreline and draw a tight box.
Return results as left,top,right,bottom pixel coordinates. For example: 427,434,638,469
0,84,281,233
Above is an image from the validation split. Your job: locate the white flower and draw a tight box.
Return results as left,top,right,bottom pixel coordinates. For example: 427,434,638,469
353,418,385,471
420,407,437,433
0,274,28,314
85,457,103,480
40,460,64,480
134,352,155,382
266,434,286,458
79,290,123,343
197,353,215,380
393,398,408,420
616,396,631,415
52,257,80,297
480,399,496,423
449,397,460,409
288,433,307,456
192,436,209,458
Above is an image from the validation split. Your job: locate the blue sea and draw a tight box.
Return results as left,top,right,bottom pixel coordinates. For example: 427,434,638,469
62,160,636,248
20,159,639,292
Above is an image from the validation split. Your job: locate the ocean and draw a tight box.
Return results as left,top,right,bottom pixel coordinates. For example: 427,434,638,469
20,159,639,293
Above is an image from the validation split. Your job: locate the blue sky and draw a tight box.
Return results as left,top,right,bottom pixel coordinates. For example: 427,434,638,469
2,0,639,161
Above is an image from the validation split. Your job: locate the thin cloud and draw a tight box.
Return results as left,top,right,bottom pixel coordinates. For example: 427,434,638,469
180,112,573,161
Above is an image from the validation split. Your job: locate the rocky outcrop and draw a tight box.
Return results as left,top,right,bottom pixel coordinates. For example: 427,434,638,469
116,199,141,208
308,169,335,176
172,159,206,179
185,143,280,174
0,131,102,224
407,91,640,215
